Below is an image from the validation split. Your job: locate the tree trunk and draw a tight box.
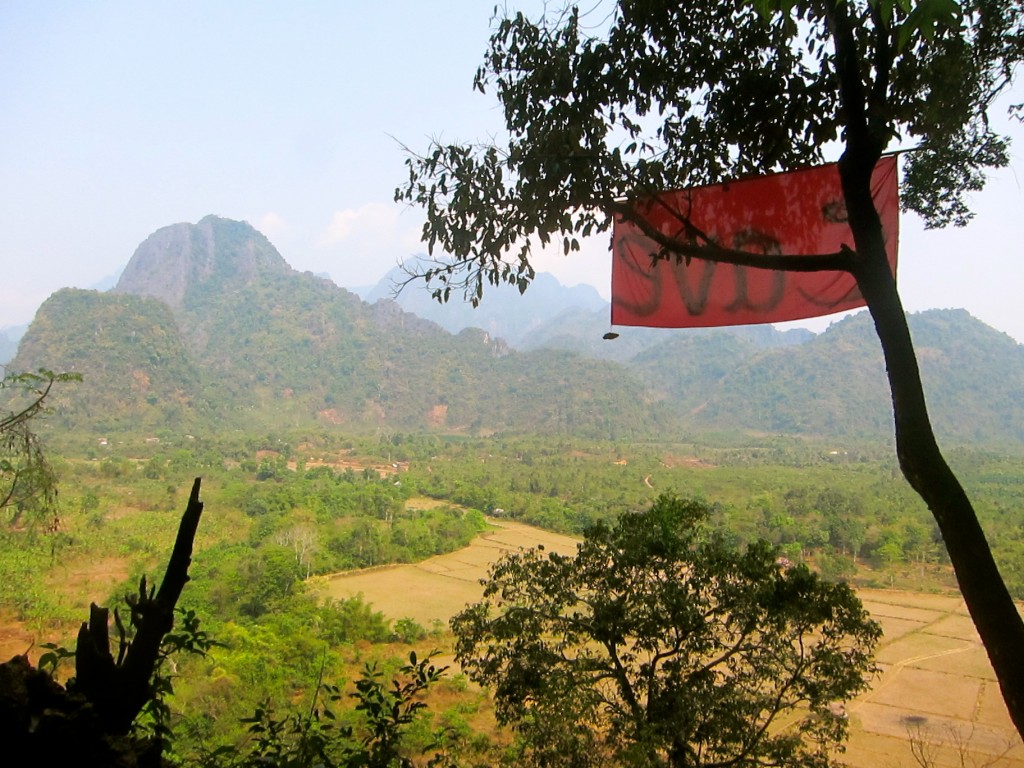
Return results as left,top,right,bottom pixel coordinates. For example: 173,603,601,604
840,152,1024,738
1,478,205,766
73,477,205,734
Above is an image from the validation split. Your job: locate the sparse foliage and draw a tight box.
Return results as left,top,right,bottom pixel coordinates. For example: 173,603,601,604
0,368,78,528
226,650,449,768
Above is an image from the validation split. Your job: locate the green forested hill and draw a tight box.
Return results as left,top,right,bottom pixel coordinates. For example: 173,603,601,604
631,332,762,416
11,216,1024,445
14,289,203,432
910,309,1024,443
648,309,1024,445
11,218,657,438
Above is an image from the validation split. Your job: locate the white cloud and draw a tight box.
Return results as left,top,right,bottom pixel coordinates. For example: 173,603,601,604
257,211,288,238
318,203,423,248
319,210,357,245
313,203,425,287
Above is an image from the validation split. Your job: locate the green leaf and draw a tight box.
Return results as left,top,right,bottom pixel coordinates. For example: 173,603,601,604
896,0,964,51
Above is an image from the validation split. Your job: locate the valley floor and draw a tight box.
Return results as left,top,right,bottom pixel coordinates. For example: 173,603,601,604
319,518,1024,768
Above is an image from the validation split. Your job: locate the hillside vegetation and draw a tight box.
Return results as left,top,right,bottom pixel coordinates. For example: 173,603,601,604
9,216,1024,447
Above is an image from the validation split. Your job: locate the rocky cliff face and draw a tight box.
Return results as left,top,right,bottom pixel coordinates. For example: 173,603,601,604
112,215,292,311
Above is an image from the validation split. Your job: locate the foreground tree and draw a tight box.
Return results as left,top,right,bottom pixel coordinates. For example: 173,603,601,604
0,479,207,766
452,495,880,768
397,0,1024,734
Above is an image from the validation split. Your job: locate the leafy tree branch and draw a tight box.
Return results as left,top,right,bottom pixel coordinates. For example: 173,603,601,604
0,368,79,527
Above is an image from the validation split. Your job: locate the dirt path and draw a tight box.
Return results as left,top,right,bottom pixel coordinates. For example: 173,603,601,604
0,615,36,661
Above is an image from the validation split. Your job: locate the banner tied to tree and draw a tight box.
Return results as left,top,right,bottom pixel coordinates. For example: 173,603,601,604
611,155,899,328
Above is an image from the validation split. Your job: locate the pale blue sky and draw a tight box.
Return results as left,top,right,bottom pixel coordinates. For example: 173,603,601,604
2,2,1023,342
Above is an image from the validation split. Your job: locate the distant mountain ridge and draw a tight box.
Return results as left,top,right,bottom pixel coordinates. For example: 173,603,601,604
360,263,814,360
360,264,608,348
0,326,27,367
11,216,1024,446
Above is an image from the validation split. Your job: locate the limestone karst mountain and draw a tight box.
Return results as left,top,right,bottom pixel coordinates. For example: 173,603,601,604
13,217,655,437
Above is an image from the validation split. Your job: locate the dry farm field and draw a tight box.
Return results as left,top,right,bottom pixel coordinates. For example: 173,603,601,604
319,512,1024,768
845,590,1024,767
316,516,581,627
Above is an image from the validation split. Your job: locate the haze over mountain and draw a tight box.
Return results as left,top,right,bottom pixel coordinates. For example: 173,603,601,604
0,327,25,367
360,264,814,362
10,216,1024,446
360,264,608,349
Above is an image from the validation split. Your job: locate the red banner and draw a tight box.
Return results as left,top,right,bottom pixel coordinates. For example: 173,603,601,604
611,156,899,328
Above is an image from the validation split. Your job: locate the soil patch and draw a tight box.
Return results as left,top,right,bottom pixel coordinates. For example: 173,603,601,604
316,518,579,626
0,614,35,661
44,556,132,607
